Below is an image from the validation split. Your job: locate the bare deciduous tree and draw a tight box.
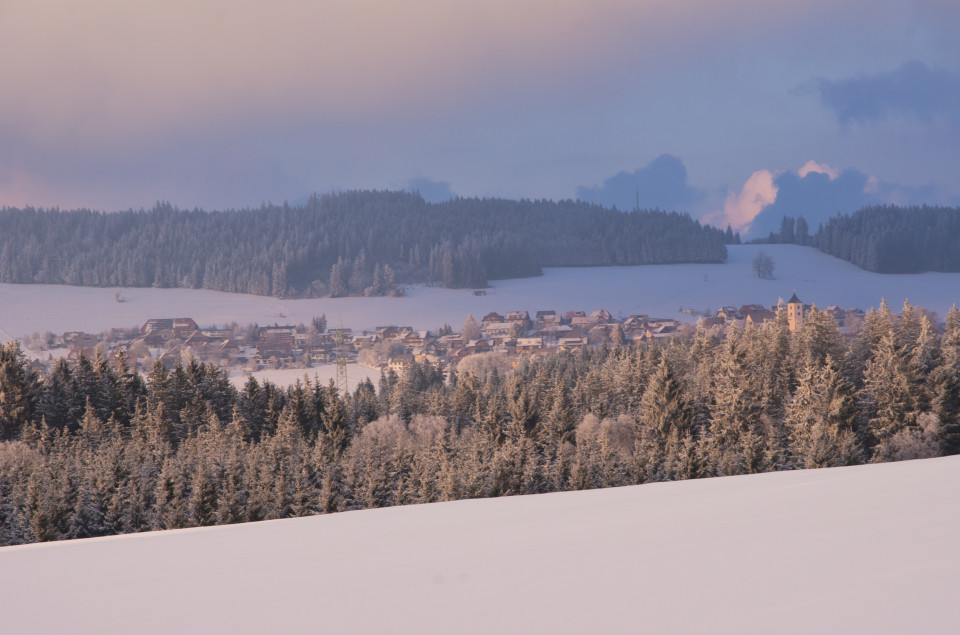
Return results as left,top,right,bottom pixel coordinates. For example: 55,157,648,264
752,250,775,279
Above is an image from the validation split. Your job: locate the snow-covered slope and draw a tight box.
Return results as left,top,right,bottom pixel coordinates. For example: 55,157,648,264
2,456,957,634
228,363,383,391
2,245,958,343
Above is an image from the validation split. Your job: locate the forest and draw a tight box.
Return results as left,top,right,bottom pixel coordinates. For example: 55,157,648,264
1,300,957,545
0,192,731,295
756,205,960,273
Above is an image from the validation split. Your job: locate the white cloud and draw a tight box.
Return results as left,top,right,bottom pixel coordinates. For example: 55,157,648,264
798,160,839,180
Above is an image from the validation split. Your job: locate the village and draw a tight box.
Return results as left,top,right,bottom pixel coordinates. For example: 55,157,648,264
19,293,869,378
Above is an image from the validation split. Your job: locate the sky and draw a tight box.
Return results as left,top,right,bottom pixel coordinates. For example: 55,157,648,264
2,0,959,237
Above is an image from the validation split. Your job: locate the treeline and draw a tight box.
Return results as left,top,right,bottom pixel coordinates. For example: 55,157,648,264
754,215,813,246
2,301,958,545
755,205,960,273
0,192,729,296
814,205,960,273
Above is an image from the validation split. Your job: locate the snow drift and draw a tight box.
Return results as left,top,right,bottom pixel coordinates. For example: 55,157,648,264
1,456,957,634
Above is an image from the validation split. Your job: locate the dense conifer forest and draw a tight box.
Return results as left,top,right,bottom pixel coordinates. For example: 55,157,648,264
0,192,729,295
757,205,960,273
2,301,957,545
814,206,960,273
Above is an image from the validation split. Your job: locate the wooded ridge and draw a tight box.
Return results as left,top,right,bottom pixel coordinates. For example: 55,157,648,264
0,192,730,296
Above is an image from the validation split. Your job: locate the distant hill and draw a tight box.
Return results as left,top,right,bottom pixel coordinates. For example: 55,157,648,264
754,205,960,274
0,192,729,296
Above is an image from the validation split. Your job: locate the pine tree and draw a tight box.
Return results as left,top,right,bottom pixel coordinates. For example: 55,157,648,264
796,306,844,368
0,341,39,441
861,331,916,461
932,304,960,454
786,358,861,468
704,336,765,475
635,358,693,482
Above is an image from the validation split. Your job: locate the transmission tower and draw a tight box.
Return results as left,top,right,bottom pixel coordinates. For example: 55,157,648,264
334,319,349,396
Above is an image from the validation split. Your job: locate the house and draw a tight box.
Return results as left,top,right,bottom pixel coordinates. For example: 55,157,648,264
516,337,543,353
352,334,378,349
388,355,415,375
481,312,504,325
622,315,647,332
141,317,198,338
483,322,517,337
64,332,101,358
260,327,295,348
570,315,601,330
743,308,777,327
450,346,479,365
436,334,464,350
256,341,297,366
401,330,430,348
646,318,680,332
717,307,740,322
505,311,531,328
558,337,587,352
588,325,612,344
184,331,214,347
624,332,647,346
376,326,401,340
645,324,677,339
173,318,199,336
141,319,174,336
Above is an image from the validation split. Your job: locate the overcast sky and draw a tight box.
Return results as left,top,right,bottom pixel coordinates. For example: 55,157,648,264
2,0,958,236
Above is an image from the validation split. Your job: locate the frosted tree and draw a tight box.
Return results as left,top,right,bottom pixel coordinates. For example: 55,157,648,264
704,337,765,476
635,357,693,482
461,314,481,343
932,304,960,454
861,331,916,461
796,306,844,368
786,358,861,468
751,250,775,279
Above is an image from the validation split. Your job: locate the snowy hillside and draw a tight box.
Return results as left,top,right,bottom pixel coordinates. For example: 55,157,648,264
2,456,957,634
2,244,958,344
228,363,383,392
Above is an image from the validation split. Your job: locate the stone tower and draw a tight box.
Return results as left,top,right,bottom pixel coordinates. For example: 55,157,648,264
786,291,805,333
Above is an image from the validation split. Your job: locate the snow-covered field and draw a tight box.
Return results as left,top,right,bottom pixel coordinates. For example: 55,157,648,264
228,363,383,391
2,244,958,344
1,456,956,634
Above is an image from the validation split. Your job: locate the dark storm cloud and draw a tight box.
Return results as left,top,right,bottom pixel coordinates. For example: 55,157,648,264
811,61,960,126
576,154,704,212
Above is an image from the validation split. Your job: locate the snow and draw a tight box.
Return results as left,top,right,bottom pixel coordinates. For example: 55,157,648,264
228,363,383,391
1,245,958,345
1,455,957,634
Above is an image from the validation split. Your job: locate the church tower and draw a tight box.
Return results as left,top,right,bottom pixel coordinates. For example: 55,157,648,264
786,291,805,333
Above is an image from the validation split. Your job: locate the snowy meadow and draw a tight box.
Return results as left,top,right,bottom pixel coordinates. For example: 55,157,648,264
2,245,958,345
1,456,956,634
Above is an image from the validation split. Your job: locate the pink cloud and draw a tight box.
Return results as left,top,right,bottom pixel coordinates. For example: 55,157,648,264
704,169,778,233
798,160,839,180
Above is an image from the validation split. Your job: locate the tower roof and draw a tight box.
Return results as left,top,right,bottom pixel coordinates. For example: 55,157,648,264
787,292,802,305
